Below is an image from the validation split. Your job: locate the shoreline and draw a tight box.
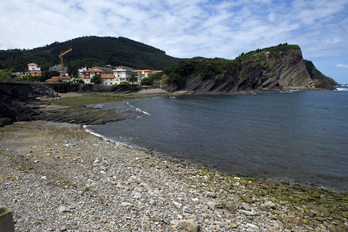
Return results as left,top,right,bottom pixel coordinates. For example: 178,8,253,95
1,121,347,231
84,123,347,194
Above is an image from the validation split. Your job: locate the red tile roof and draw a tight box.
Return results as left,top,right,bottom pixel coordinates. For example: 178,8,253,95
45,76,71,82
101,74,115,79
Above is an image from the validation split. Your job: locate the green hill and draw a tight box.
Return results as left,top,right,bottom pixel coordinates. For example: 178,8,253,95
0,36,181,76
157,44,337,93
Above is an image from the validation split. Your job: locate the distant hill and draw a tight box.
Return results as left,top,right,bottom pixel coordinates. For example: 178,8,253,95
0,36,181,76
158,44,337,93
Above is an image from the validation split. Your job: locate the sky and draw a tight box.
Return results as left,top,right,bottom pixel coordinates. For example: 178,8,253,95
1,0,348,83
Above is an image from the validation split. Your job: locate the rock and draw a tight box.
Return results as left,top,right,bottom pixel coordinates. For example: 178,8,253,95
183,206,193,214
133,192,141,199
170,220,181,226
206,192,217,198
272,210,283,215
239,210,257,216
220,201,237,212
207,201,216,210
121,202,133,207
266,225,279,232
241,195,253,203
178,220,200,232
241,202,251,211
245,223,259,231
328,224,348,232
58,206,70,213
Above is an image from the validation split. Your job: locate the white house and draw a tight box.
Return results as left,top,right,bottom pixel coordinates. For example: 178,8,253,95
101,74,116,85
27,63,41,76
81,69,102,84
78,67,88,78
113,66,137,84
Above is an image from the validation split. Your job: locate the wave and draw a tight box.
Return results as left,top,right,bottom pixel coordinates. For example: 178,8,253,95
126,101,150,115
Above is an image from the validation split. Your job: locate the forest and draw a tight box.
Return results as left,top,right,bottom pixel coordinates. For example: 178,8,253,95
0,36,181,76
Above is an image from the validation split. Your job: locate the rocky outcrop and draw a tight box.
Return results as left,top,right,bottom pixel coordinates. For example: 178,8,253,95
0,82,57,126
0,82,141,127
161,44,336,93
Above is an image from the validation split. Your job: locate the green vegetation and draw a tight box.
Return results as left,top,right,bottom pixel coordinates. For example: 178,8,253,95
0,69,15,79
236,43,300,61
140,77,153,86
161,58,238,87
90,74,102,84
49,93,163,106
127,74,138,84
159,43,310,89
0,36,181,76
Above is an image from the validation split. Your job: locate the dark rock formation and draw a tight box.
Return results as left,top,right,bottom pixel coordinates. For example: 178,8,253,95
0,82,137,127
161,45,337,93
0,82,57,126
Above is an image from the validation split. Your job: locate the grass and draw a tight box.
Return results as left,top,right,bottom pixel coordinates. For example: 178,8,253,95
49,93,165,106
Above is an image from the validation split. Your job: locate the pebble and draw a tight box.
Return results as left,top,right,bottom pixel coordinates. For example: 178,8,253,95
58,206,71,213
0,121,346,232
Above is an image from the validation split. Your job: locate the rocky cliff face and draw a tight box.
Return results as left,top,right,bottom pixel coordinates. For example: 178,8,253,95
161,44,336,93
0,82,59,126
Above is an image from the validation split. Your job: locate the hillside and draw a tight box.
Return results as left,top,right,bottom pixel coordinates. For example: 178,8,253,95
0,36,181,76
158,44,337,93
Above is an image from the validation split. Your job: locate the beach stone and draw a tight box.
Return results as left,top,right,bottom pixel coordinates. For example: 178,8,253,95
272,210,283,215
183,206,193,214
206,192,217,198
207,201,216,210
170,219,181,226
245,223,259,231
121,202,133,207
220,201,237,212
178,220,200,232
239,210,257,216
242,202,251,210
241,195,253,203
58,206,71,213
133,192,141,199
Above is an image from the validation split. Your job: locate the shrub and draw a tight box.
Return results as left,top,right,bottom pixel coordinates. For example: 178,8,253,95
141,77,153,86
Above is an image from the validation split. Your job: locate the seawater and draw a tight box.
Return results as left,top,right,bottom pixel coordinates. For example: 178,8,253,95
86,91,348,191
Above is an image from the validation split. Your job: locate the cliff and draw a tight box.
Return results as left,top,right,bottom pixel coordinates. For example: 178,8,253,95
160,44,336,93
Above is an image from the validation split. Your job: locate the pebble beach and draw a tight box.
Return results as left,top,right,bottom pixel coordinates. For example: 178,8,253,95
0,120,347,231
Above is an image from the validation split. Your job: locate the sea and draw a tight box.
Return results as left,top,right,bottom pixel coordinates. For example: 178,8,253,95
86,89,348,192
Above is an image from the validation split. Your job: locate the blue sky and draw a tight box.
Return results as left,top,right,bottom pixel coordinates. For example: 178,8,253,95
1,0,347,83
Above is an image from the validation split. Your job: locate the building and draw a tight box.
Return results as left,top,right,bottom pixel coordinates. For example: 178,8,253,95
45,76,71,82
101,74,116,85
136,69,162,81
113,66,137,84
49,65,68,76
78,67,88,78
81,69,102,84
27,63,41,76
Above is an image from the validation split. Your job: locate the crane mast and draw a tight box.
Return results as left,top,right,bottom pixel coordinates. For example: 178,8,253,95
59,48,72,66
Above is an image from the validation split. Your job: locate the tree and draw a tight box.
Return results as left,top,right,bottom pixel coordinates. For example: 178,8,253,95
0,69,14,79
128,74,138,84
91,74,102,84
140,77,153,86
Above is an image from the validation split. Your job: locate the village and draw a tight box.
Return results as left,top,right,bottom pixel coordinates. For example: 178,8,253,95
26,62,162,85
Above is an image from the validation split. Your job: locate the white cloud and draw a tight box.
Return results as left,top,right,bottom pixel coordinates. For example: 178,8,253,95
0,0,347,63
336,64,348,68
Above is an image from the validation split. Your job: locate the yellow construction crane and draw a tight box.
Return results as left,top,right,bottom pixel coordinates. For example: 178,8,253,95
59,48,72,66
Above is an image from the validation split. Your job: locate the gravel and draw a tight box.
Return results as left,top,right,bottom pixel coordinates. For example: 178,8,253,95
0,121,347,231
